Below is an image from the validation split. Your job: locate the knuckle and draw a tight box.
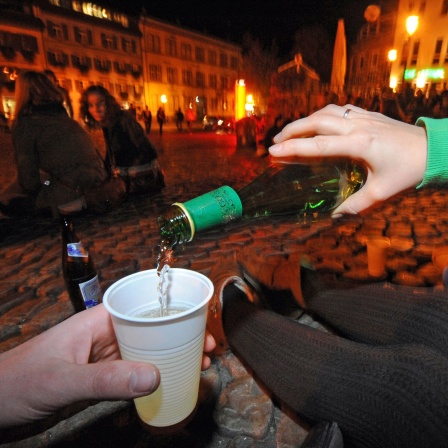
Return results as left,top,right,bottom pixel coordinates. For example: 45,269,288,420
313,135,328,153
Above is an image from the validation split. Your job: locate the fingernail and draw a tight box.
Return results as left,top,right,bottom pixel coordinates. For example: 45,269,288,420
272,133,281,143
130,366,158,393
269,143,282,153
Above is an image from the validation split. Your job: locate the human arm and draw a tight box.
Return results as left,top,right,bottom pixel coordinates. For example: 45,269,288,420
269,104,429,217
0,304,216,427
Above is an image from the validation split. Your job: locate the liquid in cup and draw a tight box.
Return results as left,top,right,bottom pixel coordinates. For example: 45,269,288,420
103,268,214,428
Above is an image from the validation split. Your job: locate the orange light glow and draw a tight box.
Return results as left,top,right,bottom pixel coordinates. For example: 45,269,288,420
235,79,246,121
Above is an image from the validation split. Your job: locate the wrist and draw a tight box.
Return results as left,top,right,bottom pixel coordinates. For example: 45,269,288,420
416,117,448,187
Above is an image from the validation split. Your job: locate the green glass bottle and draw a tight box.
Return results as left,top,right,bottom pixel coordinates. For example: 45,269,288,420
158,161,365,247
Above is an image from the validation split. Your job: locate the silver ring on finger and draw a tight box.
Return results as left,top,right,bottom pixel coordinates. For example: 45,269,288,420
343,109,351,119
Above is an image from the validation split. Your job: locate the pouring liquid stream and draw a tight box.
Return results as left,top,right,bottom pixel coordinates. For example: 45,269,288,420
155,238,178,317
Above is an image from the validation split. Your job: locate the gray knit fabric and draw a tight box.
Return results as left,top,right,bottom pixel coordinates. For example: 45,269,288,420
222,283,448,448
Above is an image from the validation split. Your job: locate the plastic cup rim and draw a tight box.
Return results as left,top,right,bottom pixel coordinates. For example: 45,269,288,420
103,268,214,323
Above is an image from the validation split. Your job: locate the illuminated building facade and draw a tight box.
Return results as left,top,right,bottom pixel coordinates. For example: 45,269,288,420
140,14,241,120
0,0,46,118
0,0,242,121
347,8,397,97
349,0,448,96
389,0,448,91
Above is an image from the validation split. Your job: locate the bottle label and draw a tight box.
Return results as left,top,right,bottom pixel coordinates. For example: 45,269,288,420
67,242,88,258
182,186,243,234
78,275,102,308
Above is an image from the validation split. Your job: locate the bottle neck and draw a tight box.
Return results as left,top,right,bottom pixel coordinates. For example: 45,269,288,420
158,205,193,245
61,215,88,261
159,186,243,244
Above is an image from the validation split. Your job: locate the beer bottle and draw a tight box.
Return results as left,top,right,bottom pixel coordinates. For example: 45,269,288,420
158,161,365,247
61,214,102,312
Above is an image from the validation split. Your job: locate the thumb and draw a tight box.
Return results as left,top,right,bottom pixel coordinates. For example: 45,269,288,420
331,191,370,218
60,361,160,402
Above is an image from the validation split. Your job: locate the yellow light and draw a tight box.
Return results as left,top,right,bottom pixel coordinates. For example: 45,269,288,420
406,16,419,36
388,49,397,62
416,74,426,89
235,79,246,121
161,94,167,104
389,77,398,89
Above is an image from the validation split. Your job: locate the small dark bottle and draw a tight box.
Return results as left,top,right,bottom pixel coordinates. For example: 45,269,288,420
61,215,102,312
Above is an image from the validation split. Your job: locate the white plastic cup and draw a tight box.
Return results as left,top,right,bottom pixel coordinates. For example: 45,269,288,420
367,236,390,277
103,268,214,428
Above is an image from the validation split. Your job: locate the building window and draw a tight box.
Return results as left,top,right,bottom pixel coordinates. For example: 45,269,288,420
94,58,112,72
195,46,205,62
166,38,177,57
181,43,192,60
208,50,217,65
211,98,218,111
147,34,160,53
230,56,238,69
116,83,129,100
149,64,162,81
167,67,178,84
114,61,128,74
97,79,110,90
209,74,217,88
122,38,136,54
61,78,72,92
74,27,93,46
433,39,443,64
71,55,92,72
47,21,69,41
196,71,205,87
75,79,85,93
220,75,228,90
410,40,419,65
182,69,193,86
101,33,117,50
219,53,228,68
47,51,69,67
442,0,448,15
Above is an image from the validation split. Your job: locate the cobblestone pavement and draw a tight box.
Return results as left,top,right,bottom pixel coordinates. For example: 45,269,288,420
1,126,448,447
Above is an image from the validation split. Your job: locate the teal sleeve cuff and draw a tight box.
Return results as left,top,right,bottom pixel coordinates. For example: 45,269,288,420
415,117,448,188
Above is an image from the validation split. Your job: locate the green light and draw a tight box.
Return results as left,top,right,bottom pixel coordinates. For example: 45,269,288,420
405,68,445,80
419,68,445,79
404,69,416,80
309,200,325,209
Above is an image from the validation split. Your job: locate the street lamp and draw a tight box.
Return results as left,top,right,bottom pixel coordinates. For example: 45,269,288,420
388,49,398,89
402,15,419,85
406,15,419,36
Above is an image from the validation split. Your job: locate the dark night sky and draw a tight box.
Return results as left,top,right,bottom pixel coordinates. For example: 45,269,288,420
102,0,382,60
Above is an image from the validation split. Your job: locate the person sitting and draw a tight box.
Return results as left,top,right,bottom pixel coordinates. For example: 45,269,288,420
43,69,74,119
0,71,115,218
213,105,448,448
80,86,165,196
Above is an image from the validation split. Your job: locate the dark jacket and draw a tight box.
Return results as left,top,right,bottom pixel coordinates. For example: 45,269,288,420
12,103,107,209
103,110,158,168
